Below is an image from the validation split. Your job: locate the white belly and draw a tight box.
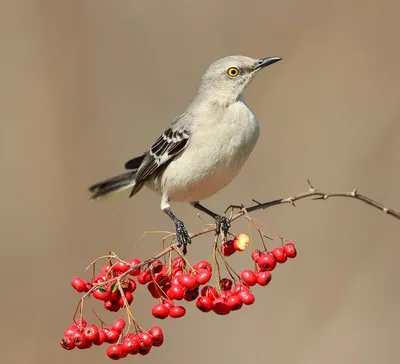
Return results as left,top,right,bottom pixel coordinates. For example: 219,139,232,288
146,100,260,203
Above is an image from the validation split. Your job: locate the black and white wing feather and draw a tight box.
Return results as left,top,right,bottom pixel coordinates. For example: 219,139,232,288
125,123,190,196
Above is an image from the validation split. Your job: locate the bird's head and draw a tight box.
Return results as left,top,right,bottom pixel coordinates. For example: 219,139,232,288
197,55,281,104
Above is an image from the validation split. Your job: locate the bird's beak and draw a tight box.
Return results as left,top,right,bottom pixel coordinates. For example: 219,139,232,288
254,57,282,70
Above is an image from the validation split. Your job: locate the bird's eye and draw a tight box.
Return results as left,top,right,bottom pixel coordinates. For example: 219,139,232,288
227,67,239,77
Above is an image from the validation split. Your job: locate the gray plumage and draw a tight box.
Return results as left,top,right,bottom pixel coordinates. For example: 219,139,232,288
89,55,281,251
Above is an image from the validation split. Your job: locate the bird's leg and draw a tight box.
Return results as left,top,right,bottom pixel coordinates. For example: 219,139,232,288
191,202,231,237
163,208,191,255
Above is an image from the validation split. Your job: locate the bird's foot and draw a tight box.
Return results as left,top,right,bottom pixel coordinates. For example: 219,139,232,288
174,219,191,255
215,215,231,237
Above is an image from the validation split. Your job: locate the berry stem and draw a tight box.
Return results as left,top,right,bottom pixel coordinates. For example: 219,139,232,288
247,217,270,251
212,236,222,289
84,254,116,273
216,249,241,282
252,217,285,241
87,296,108,327
116,282,135,339
136,230,175,247
171,245,195,271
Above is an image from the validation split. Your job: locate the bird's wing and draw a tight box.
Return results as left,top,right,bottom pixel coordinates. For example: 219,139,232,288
131,120,191,186
125,154,146,170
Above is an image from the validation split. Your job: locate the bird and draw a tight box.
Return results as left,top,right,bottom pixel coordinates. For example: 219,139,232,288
89,55,281,254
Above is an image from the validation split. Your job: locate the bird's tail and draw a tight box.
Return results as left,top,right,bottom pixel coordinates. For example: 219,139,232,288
89,171,137,200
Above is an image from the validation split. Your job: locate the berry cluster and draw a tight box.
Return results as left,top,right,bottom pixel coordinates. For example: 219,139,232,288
61,318,163,359
148,257,258,317
62,232,297,360
71,259,140,312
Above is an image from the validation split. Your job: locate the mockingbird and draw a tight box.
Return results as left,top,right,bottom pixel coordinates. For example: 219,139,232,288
89,55,281,253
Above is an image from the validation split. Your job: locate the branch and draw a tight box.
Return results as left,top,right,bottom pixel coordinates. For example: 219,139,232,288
229,183,400,222
75,183,399,316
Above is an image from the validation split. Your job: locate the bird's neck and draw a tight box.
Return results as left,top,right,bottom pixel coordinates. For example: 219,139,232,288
194,88,243,108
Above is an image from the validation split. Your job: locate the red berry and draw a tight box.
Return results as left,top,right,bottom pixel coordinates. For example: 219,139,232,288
123,279,137,293
173,268,183,276
107,344,123,360
240,269,258,286
284,242,297,258
93,329,107,345
93,288,109,301
138,332,153,350
72,331,87,349
220,290,234,300
92,275,106,284
104,300,120,312
238,291,255,305
153,266,169,285
233,282,249,295
74,318,87,328
71,277,86,292
226,295,243,311
257,271,272,286
137,270,152,284
172,257,186,270
149,326,164,347
161,299,173,310
272,247,287,263
178,274,198,289
112,318,126,333
221,240,236,256
251,249,262,262
60,336,76,350
100,264,112,274
150,259,163,272
80,340,93,349
257,253,277,271
161,283,171,297
83,325,99,342
152,303,169,319
169,305,186,318
184,288,199,301
122,336,140,355
170,276,180,286
64,324,78,337
114,261,130,274
219,278,233,291
212,298,231,315
85,283,93,292
104,328,120,343
196,270,212,285
196,296,213,312
129,258,141,276
154,274,169,286
147,282,162,298
168,284,185,300
139,348,151,355
234,233,249,251
193,260,212,273
200,286,219,300
109,285,121,301
121,291,133,306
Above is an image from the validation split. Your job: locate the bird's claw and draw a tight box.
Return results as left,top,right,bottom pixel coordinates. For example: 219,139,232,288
174,220,191,255
215,215,231,237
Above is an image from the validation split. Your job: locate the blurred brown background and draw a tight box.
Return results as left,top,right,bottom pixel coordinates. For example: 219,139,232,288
1,1,400,363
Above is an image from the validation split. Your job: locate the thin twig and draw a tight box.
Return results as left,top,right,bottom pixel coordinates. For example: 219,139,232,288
230,188,400,222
